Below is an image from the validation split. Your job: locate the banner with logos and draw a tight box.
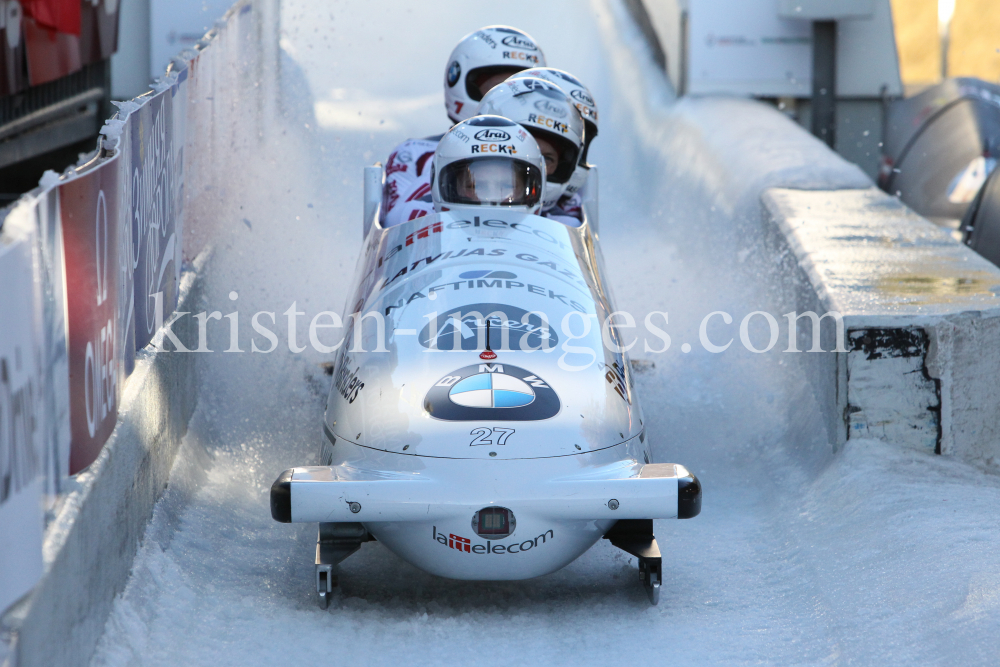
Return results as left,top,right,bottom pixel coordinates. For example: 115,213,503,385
0,231,45,614
60,163,133,473
0,0,263,613
29,189,72,492
129,85,184,351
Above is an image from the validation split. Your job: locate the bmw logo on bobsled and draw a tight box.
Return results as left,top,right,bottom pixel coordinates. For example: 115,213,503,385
270,167,701,607
425,363,560,420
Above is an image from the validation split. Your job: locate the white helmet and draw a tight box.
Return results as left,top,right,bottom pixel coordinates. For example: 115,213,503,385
432,115,547,216
519,67,599,195
444,26,546,124
476,77,585,209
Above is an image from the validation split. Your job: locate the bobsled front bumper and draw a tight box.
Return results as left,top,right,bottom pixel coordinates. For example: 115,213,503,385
270,462,701,524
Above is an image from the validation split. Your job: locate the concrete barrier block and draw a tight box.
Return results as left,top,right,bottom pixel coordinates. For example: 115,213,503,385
846,328,940,452
926,312,1000,466
763,187,1000,466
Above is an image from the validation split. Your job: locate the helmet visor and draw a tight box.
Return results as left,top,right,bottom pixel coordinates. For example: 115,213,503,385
466,65,527,102
580,119,598,164
531,129,581,185
439,157,543,207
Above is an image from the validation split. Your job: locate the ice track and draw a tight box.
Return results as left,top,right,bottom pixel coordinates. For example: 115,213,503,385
90,1,1000,665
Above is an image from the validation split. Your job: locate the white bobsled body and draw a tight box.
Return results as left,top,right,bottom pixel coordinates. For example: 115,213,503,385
272,199,700,589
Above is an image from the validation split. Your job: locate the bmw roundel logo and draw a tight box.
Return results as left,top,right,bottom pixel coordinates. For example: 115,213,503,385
425,364,560,421
447,61,461,87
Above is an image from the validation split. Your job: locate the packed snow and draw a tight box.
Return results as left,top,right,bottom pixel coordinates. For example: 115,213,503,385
88,0,1000,664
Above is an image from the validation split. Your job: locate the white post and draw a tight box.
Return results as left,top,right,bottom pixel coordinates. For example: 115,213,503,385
582,166,599,236
363,165,383,239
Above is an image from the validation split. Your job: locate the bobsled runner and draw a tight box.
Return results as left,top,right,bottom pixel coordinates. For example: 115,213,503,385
270,165,701,607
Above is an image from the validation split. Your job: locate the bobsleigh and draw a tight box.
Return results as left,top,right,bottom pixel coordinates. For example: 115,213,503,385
270,166,701,606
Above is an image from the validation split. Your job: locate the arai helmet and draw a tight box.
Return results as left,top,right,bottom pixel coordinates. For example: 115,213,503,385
519,67,599,195
444,26,546,124
476,77,585,208
432,115,547,216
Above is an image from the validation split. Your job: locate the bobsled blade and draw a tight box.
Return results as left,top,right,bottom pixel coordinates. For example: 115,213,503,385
604,519,663,605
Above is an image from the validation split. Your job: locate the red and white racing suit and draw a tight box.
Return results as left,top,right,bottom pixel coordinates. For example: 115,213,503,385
542,193,584,228
380,135,442,229
381,136,584,228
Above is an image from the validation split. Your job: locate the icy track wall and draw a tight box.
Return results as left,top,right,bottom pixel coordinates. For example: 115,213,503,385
625,1,1000,467
0,2,278,666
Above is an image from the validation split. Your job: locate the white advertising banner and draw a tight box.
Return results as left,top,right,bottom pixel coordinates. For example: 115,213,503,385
680,0,901,98
687,0,812,97
0,232,44,614
30,191,72,497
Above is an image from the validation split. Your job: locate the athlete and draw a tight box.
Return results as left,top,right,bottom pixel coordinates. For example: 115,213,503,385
475,77,586,226
381,26,545,228
431,115,547,216
518,67,599,196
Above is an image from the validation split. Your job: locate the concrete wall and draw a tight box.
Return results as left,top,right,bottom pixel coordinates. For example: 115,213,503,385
763,188,1000,466
6,253,207,667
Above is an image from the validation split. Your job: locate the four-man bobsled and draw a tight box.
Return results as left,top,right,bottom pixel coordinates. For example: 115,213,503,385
270,165,701,606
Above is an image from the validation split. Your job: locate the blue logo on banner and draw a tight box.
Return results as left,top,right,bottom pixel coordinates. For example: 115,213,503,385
130,93,180,350
459,270,517,280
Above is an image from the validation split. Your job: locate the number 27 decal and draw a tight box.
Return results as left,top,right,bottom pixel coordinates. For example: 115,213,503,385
470,427,515,446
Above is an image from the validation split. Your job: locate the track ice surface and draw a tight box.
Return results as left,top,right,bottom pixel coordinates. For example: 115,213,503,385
90,1,1000,665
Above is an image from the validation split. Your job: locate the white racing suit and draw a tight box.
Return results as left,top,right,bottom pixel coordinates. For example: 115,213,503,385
381,136,584,229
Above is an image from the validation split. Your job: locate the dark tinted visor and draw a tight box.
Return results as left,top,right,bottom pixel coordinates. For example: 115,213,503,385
439,157,543,207
580,120,598,164
466,65,526,102
530,129,581,185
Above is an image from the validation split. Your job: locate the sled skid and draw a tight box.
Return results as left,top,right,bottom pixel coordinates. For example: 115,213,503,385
604,519,662,605
314,522,373,608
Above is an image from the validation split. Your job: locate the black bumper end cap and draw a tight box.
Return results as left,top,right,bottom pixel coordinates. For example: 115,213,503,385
678,472,701,519
270,469,294,523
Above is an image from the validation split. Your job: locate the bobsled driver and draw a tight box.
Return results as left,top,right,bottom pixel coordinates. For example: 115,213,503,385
381,26,545,227
432,116,547,216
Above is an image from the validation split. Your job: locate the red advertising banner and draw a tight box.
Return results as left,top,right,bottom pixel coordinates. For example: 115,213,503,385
0,1,29,96
2,0,120,95
23,16,80,86
21,0,80,35
79,0,117,66
60,167,131,474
